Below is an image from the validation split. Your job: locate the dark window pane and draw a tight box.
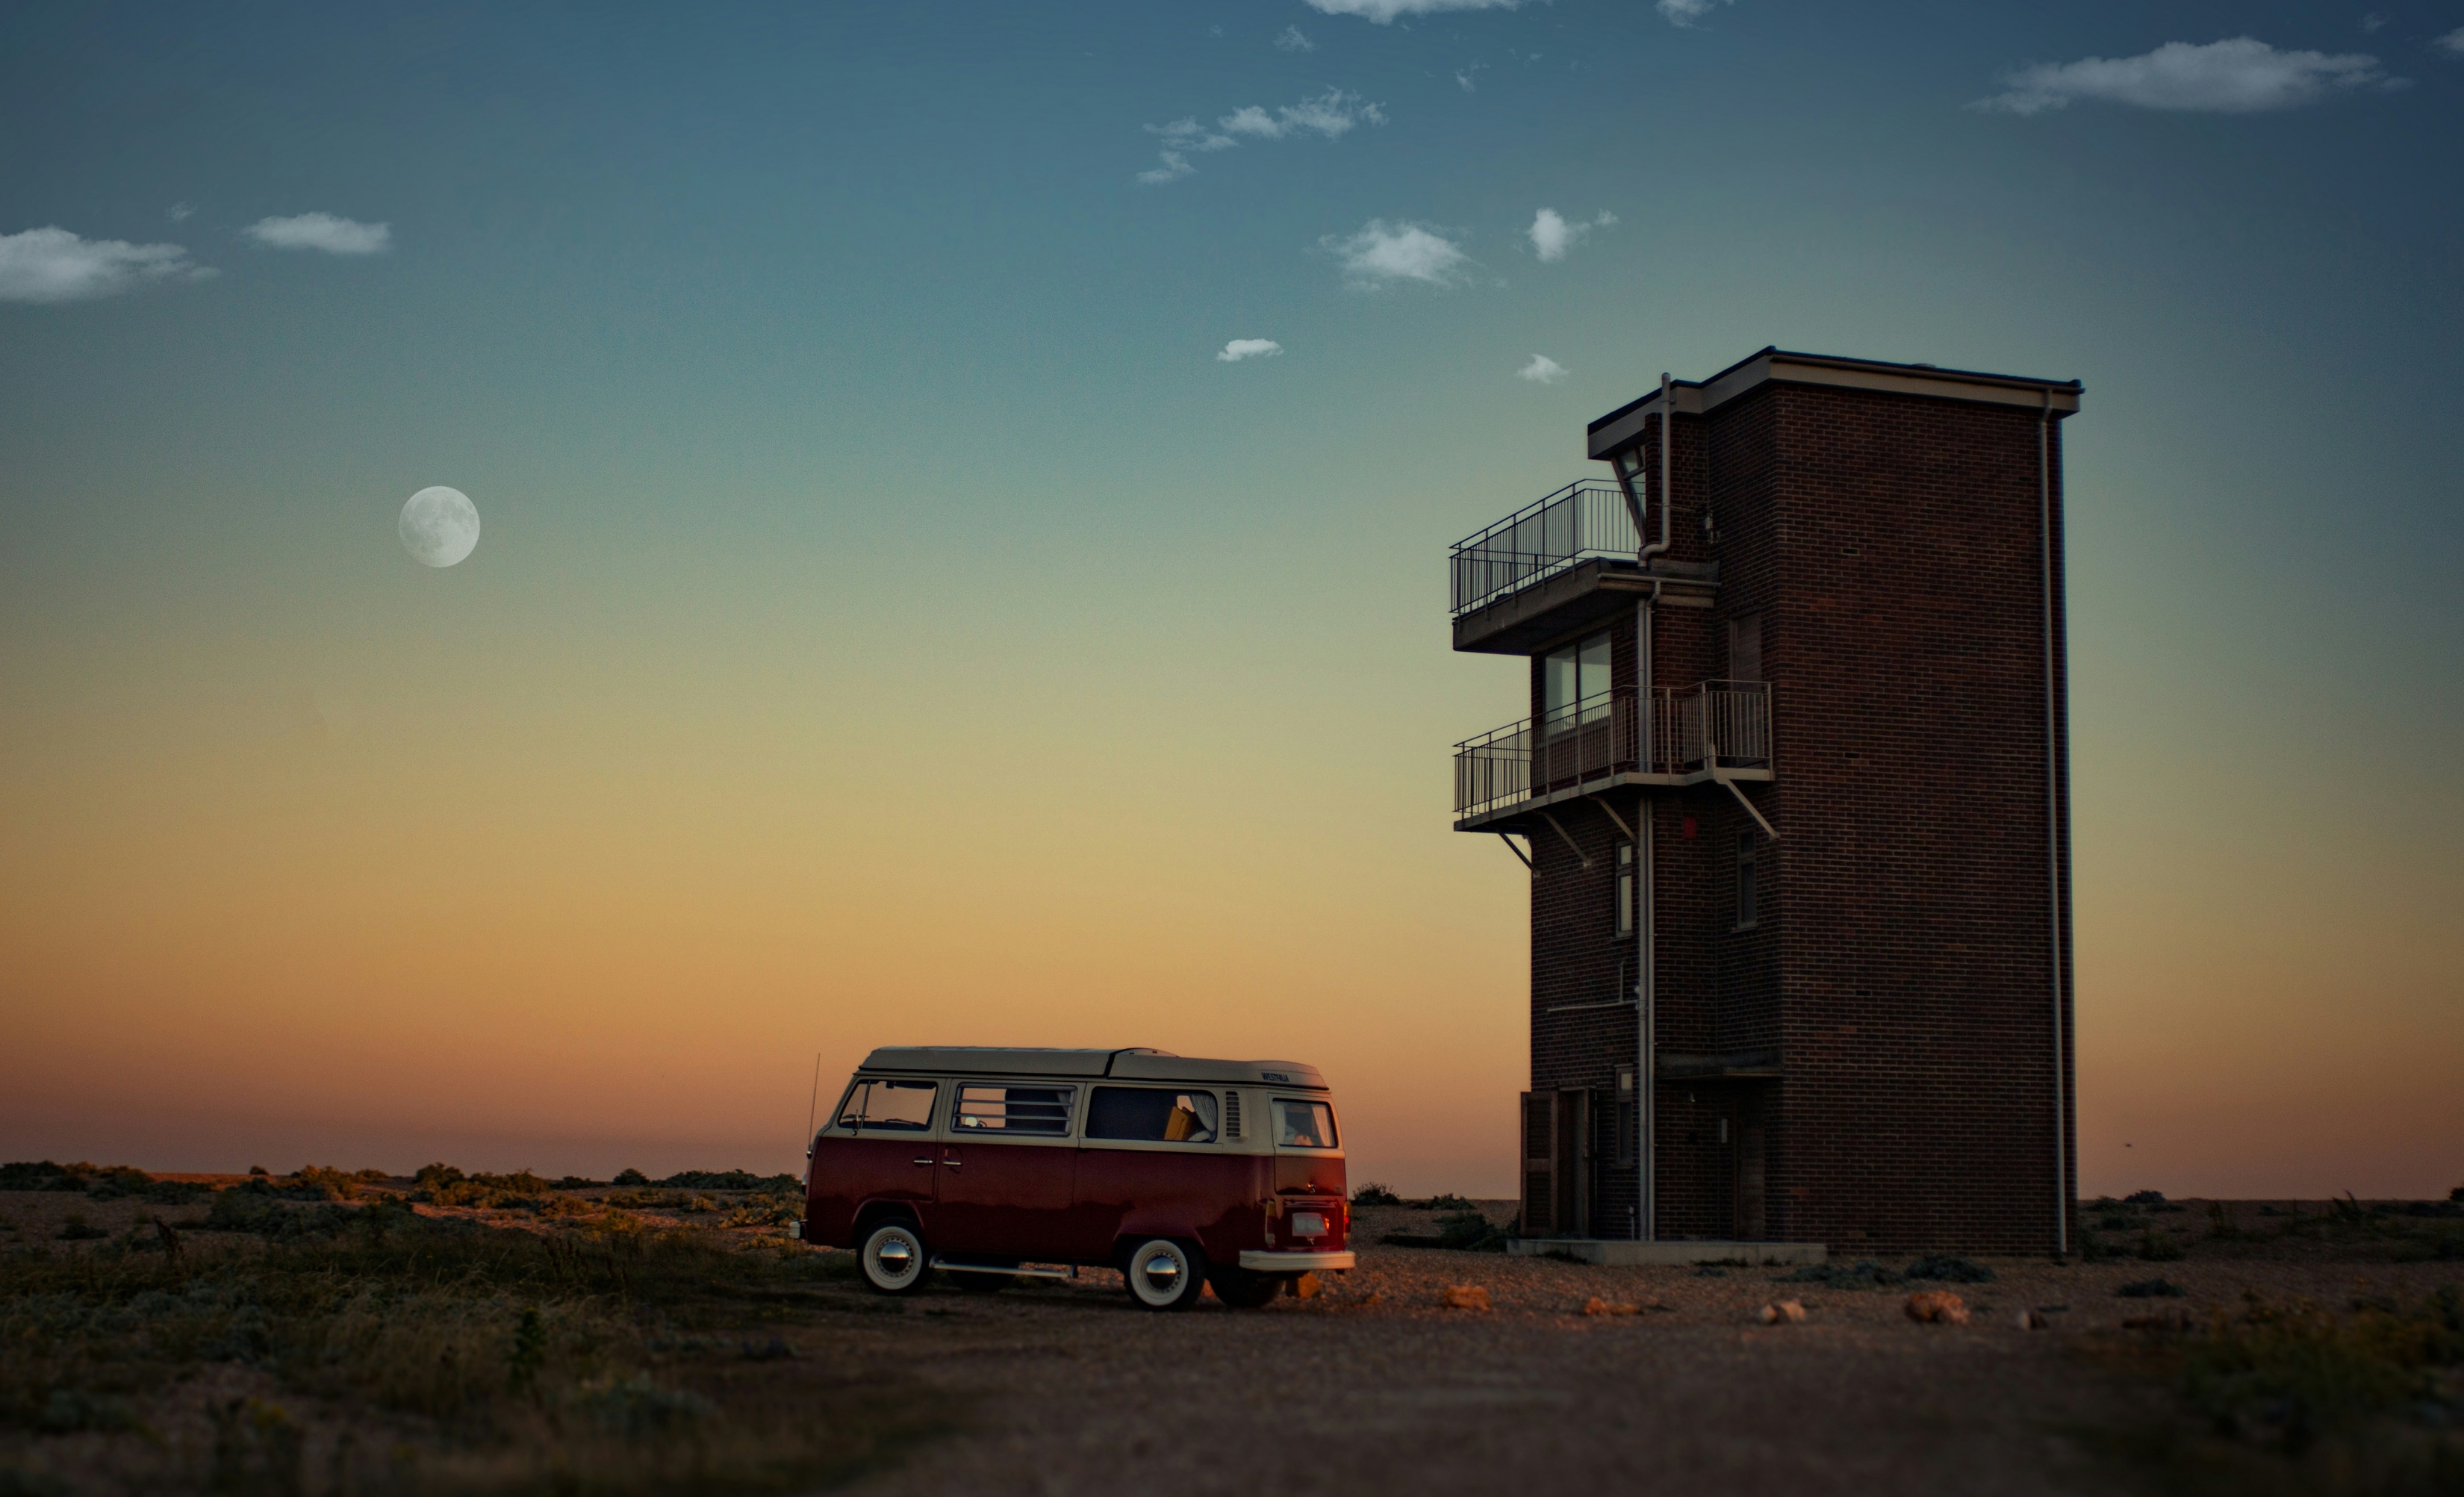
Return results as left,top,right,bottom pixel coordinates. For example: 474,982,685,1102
1086,1087,1217,1143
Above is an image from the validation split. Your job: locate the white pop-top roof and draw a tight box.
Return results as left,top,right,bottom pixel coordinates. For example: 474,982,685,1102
856,1046,1329,1090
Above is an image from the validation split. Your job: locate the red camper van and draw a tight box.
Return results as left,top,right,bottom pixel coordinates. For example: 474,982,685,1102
801,1047,1354,1310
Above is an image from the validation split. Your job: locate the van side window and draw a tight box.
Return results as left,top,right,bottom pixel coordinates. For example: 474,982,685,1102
1274,1098,1339,1150
1086,1088,1218,1144
837,1079,937,1132
954,1084,1074,1136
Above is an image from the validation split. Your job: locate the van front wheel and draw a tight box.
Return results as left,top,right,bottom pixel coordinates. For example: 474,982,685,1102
859,1221,931,1296
1123,1238,1205,1312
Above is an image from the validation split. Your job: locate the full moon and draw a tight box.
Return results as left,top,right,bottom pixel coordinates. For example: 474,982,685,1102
399,486,480,567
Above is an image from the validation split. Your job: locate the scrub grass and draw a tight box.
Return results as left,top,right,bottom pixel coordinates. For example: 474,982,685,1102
2088,1286,2464,1496
0,1189,931,1496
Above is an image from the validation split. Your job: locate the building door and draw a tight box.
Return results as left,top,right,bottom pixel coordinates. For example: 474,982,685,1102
1556,1089,1590,1238
1732,1097,1767,1240
1518,1089,1590,1237
1519,1092,1552,1236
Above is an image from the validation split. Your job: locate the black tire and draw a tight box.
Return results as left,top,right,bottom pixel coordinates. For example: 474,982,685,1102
1208,1265,1282,1310
1122,1237,1207,1312
858,1219,932,1296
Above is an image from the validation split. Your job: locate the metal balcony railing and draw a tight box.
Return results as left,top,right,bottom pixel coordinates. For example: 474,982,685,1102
1452,682,1773,820
1449,481,1640,617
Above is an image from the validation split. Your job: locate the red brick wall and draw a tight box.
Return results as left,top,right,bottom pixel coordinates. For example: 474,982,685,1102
1520,379,2076,1254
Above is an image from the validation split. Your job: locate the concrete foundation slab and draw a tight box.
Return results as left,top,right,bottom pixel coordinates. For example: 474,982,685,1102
1504,1239,1827,1267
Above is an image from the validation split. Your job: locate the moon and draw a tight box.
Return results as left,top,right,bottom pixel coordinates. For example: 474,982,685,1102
399,486,480,567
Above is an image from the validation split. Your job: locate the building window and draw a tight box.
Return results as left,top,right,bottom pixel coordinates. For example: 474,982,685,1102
1615,841,1634,938
1615,1068,1636,1168
1736,830,1758,929
1543,629,1612,730
1728,613,1762,684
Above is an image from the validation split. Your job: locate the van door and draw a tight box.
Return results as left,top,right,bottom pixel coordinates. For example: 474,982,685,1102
934,1082,1078,1260
812,1077,941,1243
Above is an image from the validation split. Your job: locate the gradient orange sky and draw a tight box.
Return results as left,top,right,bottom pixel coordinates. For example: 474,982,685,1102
4,2,2460,1200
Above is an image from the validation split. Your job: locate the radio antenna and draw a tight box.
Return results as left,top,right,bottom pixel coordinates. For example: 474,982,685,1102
803,1051,824,1146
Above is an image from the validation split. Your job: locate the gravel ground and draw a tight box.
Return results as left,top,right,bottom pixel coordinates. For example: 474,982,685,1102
8,1189,2455,1494
804,1204,2462,1497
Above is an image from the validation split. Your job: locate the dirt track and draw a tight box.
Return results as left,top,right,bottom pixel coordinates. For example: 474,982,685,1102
812,1215,2457,1496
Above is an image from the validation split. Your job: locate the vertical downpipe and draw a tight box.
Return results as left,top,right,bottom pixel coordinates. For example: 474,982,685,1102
1635,373,1675,1242
2040,389,2068,1257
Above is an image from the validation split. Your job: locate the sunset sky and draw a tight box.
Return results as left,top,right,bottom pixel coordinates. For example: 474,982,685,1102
4,0,2460,1200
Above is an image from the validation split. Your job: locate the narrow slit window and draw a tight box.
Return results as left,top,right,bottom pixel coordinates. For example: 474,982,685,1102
1736,830,1758,929
1728,613,1763,685
1615,841,1634,938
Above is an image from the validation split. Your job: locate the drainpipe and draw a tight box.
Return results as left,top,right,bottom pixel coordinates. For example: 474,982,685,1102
1634,373,1675,1242
2040,389,2068,1257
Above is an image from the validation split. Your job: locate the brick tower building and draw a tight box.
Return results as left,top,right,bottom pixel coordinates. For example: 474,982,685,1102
1450,349,2082,1256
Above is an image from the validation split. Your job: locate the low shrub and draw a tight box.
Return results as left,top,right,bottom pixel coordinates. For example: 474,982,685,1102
2118,1278,2188,1298
656,1170,799,1194
1350,1183,1402,1207
2124,1189,2168,1207
2179,1287,2464,1455
1434,1207,1511,1252
2138,1228,2187,1263
1905,1254,1996,1283
612,1168,649,1186
1777,1260,1904,1288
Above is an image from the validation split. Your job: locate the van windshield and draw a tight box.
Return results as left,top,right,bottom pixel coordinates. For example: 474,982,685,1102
836,1079,937,1132
1086,1088,1217,1144
1274,1098,1338,1150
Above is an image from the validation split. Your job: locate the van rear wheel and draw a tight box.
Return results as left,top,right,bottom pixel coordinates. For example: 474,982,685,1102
1123,1238,1206,1312
859,1221,931,1295
1207,1265,1281,1310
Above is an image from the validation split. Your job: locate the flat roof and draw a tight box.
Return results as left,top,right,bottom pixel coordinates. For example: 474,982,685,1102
856,1046,1329,1089
1587,347,2082,460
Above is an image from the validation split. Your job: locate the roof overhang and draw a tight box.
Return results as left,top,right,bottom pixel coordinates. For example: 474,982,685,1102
1587,348,2083,461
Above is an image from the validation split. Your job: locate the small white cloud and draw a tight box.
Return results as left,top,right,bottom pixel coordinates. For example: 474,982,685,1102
1527,208,1617,262
1217,338,1284,362
1138,90,1382,182
1321,219,1472,289
2360,13,2386,34
243,212,391,255
1658,0,1733,27
2438,26,2464,54
1275,25,1316,52
167,202,195,222
1149,116,1239,151
1137,152,1196,185
1222,88,1385,140
1305,0,1521,21
0,225,214,303
1516,354,1568,384
1456,62,1487,91
1976,37,2394,114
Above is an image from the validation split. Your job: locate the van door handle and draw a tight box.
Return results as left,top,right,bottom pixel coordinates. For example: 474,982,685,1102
942,1159,962,1168
912,1157,934,1167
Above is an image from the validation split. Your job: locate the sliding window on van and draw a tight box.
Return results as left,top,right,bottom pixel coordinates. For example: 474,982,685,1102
954,1084,1074,1136
1086,1088,1217,1144
836,1079,937,1132
1274,1098,1338,1149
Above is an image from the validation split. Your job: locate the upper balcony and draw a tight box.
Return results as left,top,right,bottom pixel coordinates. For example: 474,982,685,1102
1449,482,1717,655
1453,682,1774,831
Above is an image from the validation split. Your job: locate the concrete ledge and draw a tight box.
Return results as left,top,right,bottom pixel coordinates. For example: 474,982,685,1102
1505,1239,1827,1267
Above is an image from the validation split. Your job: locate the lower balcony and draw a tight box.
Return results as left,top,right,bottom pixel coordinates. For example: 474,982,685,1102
1452,682,1773,830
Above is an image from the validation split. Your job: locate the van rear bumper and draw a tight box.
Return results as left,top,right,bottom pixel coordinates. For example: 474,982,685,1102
1236,1250,1356,1272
